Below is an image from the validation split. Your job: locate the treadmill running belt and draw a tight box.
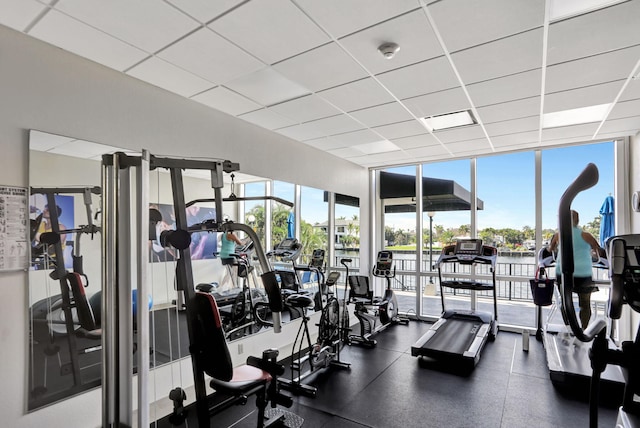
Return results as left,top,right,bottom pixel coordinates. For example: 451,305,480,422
427,319,482,355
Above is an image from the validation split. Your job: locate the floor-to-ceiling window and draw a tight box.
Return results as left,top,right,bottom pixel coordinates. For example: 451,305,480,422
243,181,267,249
300,186,329,262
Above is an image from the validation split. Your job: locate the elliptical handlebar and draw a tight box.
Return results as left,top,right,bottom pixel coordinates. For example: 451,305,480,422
557,163,607,343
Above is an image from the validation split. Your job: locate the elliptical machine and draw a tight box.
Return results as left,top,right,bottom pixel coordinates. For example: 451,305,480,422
346,250,409,347
279,261,351,397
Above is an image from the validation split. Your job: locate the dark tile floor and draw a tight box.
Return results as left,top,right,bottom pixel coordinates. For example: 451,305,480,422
157,320,619,428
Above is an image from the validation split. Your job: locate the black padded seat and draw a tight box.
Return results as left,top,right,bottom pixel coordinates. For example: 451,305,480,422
285,294,314,308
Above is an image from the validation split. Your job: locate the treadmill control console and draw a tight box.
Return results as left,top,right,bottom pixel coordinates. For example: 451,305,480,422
268,238,303,261
438,239,497,267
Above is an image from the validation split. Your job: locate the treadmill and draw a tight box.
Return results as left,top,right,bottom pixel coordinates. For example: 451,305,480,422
411,238,498,368
537,248,626,395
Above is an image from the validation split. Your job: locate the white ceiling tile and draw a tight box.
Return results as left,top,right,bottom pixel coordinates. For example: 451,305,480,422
490,131,539,148
29,130,75,151
348,150,411,167
445,138,493,155
544,80,625,113
224,67,310,106
427,0,544,52
48,139,124,158
238,109,297,130
295,0,419,38
353,140,400,155
308,114,365,137
127,56,214,97
404,144,450,158
349,102,414,127
467,69,542,107
318,78,395,112
545,45,640,94
157,28,264,84
452,28,543,84
54,0,199,52
276,122,326,141
191,86,261,116
476,97,541,123
433,125,486,144
485,116,540,137
373,120,428,140
209,0,329,65
339,9,442,75
619,78,640,102
328,147,368,158
597,116,640,136
29,9,148,71
541,123,599,141
547,0,640,65
377,56,459,100
328,129,384,147
303,137,349,151
0,0,48,31
392,133,439,150
165,0,243,23
608,99,640,120
273,42,369,92
403,87,471,118
269,95,341,123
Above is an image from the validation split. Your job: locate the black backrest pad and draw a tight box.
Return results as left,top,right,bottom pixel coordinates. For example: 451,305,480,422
194,291,233,381
67,272,97,331
348,275,372,299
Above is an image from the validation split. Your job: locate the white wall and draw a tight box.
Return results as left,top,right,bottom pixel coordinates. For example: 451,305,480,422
0,24,368,428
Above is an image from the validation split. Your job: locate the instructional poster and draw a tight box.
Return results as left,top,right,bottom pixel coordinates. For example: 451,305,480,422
0,185,29,271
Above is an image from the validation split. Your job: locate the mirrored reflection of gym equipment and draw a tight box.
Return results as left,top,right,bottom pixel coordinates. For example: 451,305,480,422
102,152,301,428
28,186,102,409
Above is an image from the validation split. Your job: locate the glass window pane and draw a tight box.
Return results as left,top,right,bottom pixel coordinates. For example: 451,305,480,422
244,181,267,249
334,193,360,269
300,186,328,261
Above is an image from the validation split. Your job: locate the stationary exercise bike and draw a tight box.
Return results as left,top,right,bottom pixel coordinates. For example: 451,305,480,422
345,251,409,347
279,265,351,397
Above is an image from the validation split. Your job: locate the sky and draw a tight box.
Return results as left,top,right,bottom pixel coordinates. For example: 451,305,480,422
242,141,615,233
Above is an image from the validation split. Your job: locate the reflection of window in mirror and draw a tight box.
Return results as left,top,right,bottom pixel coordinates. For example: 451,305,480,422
334,193,360,271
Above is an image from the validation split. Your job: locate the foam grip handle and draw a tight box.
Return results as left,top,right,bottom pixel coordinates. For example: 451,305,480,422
246,356,285,377
608,238,626,319
160,229,191,250
261,271,283,312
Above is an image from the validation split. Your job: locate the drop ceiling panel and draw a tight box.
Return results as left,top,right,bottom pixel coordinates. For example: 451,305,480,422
373,120,428,140
339,9,442,75
349,150,412,167
451,28,543,84
190,86,261,116
476,97,541,124
467,69,542,107
328,147,366,158
30,9,148,71
238,109,296,130
327,129,384,147
273,42,369,92
427,0,544,52
224,67,310,106
546,0,640,65
166,0,244,24
445,138,493,155
127,56,214,97
353,140,400,155
303,137,349,151
276,123,327,141
490,131,539,148
544,80,624,113
608,98,640,120
0,0,47,31
485,116,540,137
29,131,75,152
318,78,395,112
403,87,471,118
433,125,486,144
596,116,640,136
349,102,414,127
269,95,341,123
209,0,329,65
545,45,640,94
541,123,599,141
307,114,365,137
157,28,264,85
392,133,439,150
48,139,125,158
295,0,419,38
620,79,640,102
54,0,199,53
376,56,459,100
404,144,450,159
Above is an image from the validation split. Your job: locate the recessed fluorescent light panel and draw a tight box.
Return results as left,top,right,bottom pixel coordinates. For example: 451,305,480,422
542,103,611,128
420,110,477,131
549,0,626,21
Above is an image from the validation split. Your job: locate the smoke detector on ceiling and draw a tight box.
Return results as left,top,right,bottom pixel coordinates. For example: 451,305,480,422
378,42,400,59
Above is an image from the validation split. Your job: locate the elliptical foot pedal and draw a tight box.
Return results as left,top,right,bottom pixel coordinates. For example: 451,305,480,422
264,408,304,428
